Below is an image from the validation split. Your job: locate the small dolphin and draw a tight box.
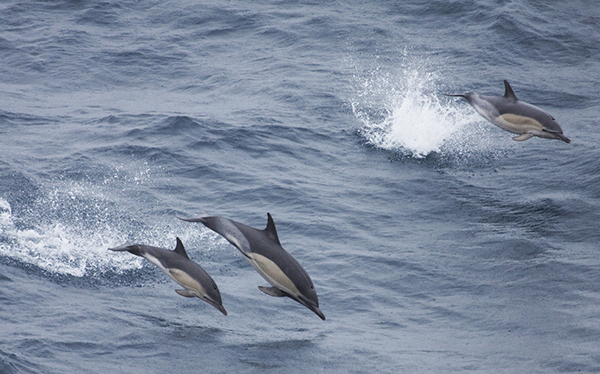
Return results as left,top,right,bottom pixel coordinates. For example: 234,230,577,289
178,213,325,320
109,238,227,315
445,80,570,143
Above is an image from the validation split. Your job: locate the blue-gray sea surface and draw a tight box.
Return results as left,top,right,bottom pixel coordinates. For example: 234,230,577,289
1,1,599,373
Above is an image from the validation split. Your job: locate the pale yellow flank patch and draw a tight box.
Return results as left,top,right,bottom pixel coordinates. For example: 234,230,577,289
498,113,543,132
250,253,300,296
169,268,205,296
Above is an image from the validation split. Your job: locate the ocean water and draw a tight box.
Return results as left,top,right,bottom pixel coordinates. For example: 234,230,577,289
1,1,599,373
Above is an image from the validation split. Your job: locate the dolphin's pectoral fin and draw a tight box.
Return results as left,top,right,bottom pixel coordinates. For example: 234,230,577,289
512,133,534,141
258,286,288,298
176,289,197,298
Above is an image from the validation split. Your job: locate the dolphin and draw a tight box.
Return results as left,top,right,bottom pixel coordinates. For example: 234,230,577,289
109,238,227,315
178,213,325,320
445,80,570,143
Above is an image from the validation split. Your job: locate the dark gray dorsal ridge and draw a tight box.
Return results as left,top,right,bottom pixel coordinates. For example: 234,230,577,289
503,80,518,101
174,237,190,259
264,213,281,246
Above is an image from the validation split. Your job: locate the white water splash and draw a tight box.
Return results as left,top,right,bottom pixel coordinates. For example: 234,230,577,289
0,164,216,277
0,196,140,277
352,63,494,158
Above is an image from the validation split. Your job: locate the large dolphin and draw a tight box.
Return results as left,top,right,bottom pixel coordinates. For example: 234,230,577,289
109,238,227,315
178,213,325,320
445,80,570,143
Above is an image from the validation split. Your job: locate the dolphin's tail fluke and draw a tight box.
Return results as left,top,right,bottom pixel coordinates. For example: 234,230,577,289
176,215,207,223
108,242,143,257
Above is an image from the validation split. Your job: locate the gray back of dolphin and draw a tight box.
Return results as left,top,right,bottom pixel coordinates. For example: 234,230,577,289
179,213,325,320
445,80,570,143
109,238,227,315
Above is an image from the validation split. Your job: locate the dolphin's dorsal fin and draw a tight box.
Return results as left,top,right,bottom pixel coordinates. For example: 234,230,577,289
174,237,190,259
503,80,518,101
264,213,281,245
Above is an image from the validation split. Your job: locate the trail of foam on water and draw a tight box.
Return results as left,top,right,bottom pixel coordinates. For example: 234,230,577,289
0,163,217,278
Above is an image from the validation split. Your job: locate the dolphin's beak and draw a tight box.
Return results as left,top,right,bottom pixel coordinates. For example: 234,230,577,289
310,305,326,321
206,299,227,316
542,129,571,143
298,295,326,320
215,304,228,316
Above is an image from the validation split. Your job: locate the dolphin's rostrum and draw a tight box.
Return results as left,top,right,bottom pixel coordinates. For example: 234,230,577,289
445,80,570,143
109,238,227,315
178,213,325,320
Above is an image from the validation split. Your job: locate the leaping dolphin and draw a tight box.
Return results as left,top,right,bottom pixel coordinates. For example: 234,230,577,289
445,80,570,143
109,238,227,315
178,213,325,320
